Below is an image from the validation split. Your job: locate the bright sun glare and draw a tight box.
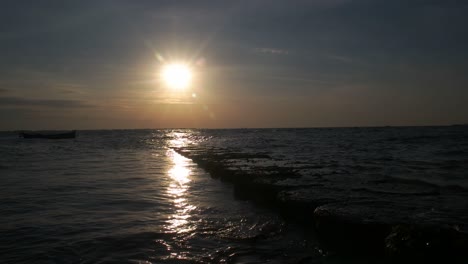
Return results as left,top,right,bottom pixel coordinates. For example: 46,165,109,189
161,63,192,90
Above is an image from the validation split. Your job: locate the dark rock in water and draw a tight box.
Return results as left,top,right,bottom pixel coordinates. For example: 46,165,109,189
173,145,468,261
313,201,468,260
173,146,298,205
385,224,468,261
232,178,279,204
277,187,358,222
313,202,391,255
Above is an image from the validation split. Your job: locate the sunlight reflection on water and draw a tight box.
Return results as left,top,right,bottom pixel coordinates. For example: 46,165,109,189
169,132,192,148
166,148,196,234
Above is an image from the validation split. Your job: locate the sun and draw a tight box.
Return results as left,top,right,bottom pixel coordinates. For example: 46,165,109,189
161,63,192,90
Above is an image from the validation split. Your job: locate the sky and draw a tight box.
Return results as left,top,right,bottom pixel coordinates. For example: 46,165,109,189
1,0,467,130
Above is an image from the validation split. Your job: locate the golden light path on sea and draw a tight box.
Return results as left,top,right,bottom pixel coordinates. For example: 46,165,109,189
165,135,196,234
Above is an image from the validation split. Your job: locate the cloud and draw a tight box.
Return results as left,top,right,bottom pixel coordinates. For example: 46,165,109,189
328,55,354,63
0,96,92,108
255,48,290,55
0,88,9,94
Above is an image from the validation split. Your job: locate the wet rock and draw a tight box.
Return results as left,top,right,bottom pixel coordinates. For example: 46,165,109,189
277,187,347,222
384,224,468,261
313,202,390,254
233,180,276,203
174,146,468,260
313,201,468,259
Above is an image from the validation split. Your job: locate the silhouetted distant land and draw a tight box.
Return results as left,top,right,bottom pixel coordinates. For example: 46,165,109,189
451,123,468,127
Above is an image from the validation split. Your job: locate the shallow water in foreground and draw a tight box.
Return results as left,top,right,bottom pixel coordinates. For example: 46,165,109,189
1,127,467,263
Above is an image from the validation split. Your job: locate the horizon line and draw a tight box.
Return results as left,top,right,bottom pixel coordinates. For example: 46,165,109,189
2,123,467,132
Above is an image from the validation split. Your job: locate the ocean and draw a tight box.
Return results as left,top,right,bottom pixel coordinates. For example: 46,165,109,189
1,127,467,263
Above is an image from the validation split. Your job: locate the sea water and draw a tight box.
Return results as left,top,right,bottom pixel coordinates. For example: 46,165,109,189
1,127,467,263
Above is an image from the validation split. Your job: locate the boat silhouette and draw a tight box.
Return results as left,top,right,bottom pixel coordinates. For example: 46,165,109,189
20,130,76,139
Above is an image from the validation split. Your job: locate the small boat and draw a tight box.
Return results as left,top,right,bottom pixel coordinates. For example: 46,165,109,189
20,130,77,139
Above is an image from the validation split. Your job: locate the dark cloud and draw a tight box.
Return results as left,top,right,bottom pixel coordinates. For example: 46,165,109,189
0,96,92,108
255,48,289,55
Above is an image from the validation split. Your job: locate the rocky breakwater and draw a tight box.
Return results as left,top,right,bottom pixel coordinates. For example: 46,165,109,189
173,146,468,261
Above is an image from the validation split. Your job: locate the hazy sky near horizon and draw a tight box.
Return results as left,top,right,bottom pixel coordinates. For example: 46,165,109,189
1,0,467,129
